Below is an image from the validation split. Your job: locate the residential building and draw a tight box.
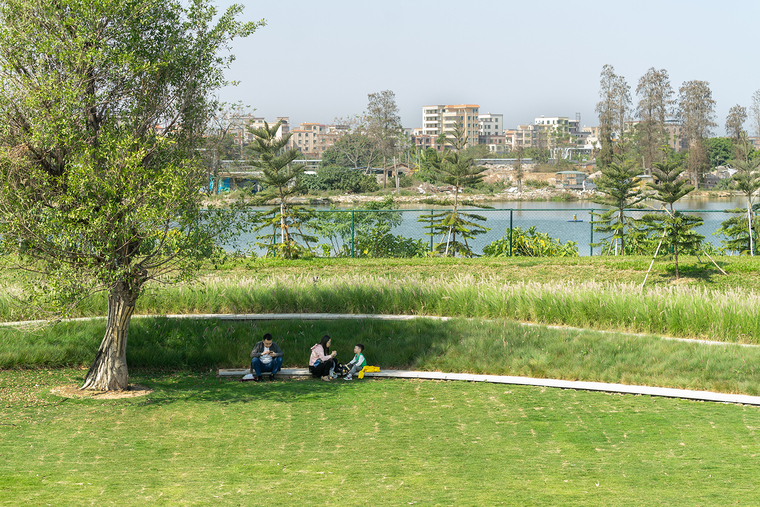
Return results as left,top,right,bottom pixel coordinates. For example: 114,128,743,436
285,122,349,158
421,104,480,148
228,115,289,150
478,113,506,153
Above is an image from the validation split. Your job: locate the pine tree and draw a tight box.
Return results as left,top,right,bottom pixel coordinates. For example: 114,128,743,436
248,121,317,258
418,122,489,257
642,159,704,278
591,154,647,254
717,136,760,254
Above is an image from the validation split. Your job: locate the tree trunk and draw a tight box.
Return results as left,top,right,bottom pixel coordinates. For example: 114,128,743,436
80,282,138,391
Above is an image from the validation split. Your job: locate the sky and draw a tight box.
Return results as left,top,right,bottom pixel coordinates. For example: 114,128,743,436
214,0,760,136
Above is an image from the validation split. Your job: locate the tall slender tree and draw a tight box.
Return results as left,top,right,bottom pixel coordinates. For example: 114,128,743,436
0,0,262,390
366,90,402,188
635,68,675,172
591,154,647,255
248,121,316,258
596,65,631,168
418,122,489,257
718,136,760,255
751,89,760,138
677,80,717,188
725,104,748,141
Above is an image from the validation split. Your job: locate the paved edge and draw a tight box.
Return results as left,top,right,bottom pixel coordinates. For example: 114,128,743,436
219,368,760,407
2,312,755,349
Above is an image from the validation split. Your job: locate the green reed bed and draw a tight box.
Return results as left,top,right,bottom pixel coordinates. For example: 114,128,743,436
2,261,759,342
2,369,759,506
3,317,760,395
129,275,760,343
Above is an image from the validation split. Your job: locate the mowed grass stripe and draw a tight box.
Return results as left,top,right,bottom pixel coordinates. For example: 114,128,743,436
1,369,758,506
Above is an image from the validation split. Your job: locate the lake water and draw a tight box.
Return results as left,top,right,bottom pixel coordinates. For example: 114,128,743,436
232,196,754,257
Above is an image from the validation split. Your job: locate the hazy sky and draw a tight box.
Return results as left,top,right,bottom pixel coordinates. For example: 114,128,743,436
215,0,760,135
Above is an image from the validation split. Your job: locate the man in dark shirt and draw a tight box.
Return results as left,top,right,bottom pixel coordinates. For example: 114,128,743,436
250,333,284,381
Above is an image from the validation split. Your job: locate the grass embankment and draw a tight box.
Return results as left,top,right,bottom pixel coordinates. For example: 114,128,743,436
3,257,759,343
4,317,760,395
2,369,758,506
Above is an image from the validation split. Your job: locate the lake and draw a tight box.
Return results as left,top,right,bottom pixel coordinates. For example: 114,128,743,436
232,196,754,257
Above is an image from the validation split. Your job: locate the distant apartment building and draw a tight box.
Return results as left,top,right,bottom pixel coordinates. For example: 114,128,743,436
285,122,350,158
479,113,507,153
228,115,289,151
421,104,480,148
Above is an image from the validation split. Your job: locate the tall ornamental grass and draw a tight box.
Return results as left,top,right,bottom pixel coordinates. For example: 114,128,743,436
2,274,759,343
133,275,760,343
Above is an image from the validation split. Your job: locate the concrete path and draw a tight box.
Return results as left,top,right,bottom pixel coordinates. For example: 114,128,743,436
219,367,760,407
4,312,756,349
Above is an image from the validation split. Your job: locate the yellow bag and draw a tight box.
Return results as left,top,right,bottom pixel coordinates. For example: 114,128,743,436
358,365,380,379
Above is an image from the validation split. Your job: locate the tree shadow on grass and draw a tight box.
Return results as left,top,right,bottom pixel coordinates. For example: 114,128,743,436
653,261,722,284
129,369,368,407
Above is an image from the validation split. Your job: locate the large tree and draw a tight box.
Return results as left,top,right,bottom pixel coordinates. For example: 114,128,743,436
751,89,760,138
635,67,675,172
366,90,402,188
595,64,631,168
0,0,261,390
321,116,380,170
725,104,747,142
677,80,717,188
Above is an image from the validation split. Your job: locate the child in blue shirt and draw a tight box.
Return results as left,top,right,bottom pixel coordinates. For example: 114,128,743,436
344,343,367,381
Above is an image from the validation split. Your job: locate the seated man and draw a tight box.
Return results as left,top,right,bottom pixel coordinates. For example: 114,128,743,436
250,333,284,381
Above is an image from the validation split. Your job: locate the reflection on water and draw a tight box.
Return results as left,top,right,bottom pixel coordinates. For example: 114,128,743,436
230,197,753,257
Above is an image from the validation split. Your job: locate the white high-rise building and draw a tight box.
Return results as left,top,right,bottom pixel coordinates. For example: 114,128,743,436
421,104,480,148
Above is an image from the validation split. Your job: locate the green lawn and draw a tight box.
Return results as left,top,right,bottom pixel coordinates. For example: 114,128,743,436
4,317,760,396
3,254,760,504
2,368,758,506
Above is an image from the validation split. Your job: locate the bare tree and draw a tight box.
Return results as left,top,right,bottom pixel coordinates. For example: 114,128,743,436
636,68,675,172
751,90,760,138
677,80,717,188
725,104,748,141
328,115,380,170
366,90,402,188
203,101,249,194
595,64,631,168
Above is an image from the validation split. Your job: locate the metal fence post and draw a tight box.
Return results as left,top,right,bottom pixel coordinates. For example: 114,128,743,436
589,209,594,257
509,209,513,257
351,210,355,258
429,210,434,253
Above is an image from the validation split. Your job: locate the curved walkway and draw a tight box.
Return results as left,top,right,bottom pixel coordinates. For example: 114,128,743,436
219,367,760,407
5,312,760,406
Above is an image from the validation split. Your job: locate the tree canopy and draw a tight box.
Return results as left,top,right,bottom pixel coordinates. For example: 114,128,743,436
0,0,262,390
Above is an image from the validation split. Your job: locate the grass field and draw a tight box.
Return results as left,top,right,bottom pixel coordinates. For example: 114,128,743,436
3,255,760,504
4,317,760,396
2,368,759,506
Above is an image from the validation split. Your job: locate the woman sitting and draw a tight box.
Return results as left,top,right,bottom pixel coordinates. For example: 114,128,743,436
309,334,337,381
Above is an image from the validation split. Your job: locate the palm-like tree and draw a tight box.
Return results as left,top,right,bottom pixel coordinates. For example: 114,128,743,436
248,121,316,258
418,122,489,257
643,158,703,278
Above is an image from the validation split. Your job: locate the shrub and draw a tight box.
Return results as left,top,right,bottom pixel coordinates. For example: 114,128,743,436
525,179,550,188
483,226,579,257
302,166,379,193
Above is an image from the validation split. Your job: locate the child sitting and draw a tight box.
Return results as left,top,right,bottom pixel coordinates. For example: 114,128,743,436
344,343,367,381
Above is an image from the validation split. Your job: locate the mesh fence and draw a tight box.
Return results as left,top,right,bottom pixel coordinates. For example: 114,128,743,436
230,208,758,258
